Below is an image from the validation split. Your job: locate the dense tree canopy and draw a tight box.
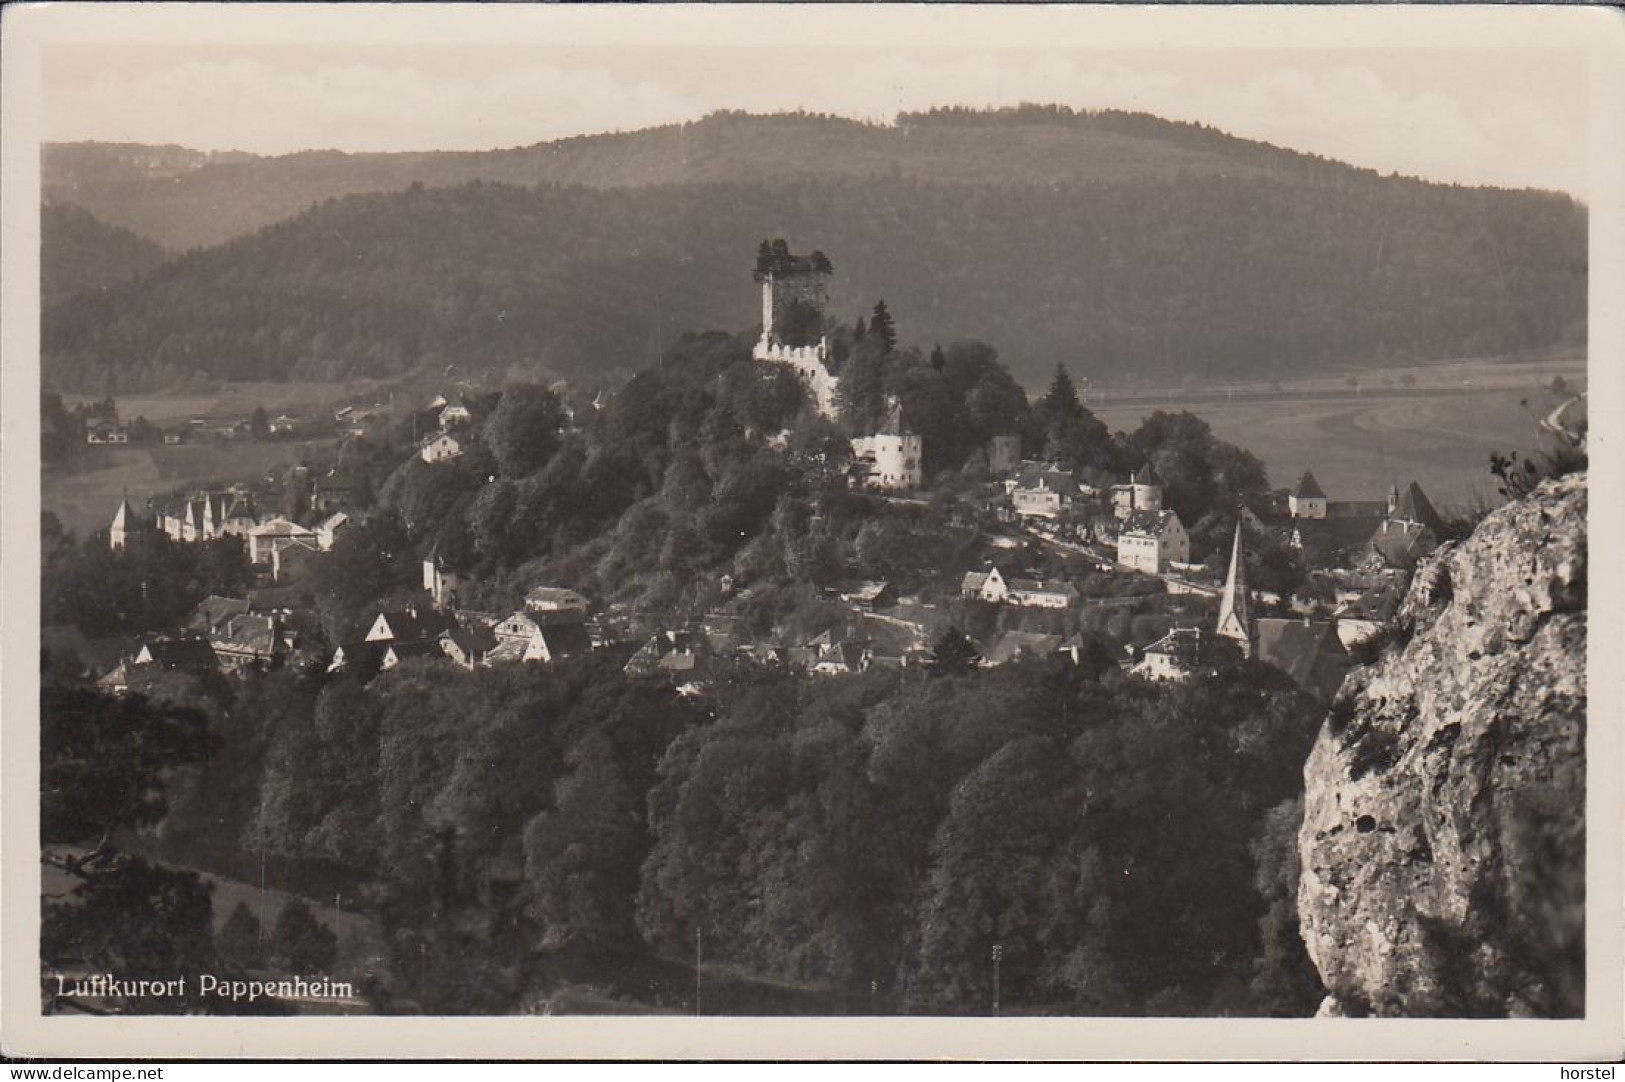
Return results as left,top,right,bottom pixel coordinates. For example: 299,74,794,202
42,165,1584,395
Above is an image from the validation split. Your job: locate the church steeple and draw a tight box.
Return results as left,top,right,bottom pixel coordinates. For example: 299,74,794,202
1215,517,1254,657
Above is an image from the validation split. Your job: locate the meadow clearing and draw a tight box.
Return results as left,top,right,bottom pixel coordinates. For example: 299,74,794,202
1093,353,1587,510
45,438,338,539
60,379,392,427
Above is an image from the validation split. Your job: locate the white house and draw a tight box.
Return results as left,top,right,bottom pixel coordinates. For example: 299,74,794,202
524,586,589,614
439,403,472,429
1289,469,1328,519
1010,466,1081,519
1116,509,1189,575
1132,628,1207,682
1111,466,1164,520
492,610,592,664
247,517,319,565
961,565,1075,608
420,432,462,463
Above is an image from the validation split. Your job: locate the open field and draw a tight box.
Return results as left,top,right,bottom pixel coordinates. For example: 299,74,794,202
44,438,338,539
1094,373,1586,510
60,379,394,427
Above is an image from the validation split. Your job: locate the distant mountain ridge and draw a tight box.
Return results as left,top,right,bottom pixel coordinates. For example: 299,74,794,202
42,162,1586,394
47,107,1434,252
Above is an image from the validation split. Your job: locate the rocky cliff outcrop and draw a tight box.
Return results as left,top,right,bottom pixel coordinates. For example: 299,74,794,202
1298,473,1586,1017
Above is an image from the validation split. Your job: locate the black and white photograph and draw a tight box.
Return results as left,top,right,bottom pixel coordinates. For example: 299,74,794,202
3,1,1621,1062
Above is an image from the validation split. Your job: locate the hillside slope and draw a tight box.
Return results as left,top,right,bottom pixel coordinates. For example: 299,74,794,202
45,108,1437,252
1297,473,1586,1017
42,168,1586,394
41,202,172,307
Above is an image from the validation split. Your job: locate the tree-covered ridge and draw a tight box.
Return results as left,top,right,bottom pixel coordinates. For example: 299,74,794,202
41,202,171,307
41,106,1414,252
43,171,1585,395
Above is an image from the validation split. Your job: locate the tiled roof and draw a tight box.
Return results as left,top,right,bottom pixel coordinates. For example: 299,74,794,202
1013,465,1080,495
249,517,316,538
1291,469,1327,500
1255,618,1351,699
1008,577,1073,596
385,640,446,664
539,621,593,658
525,586,588,608
1391,481,1442,529
375,610,456,643
443,625,498,657
136,637,220,671
1121,509,1176,536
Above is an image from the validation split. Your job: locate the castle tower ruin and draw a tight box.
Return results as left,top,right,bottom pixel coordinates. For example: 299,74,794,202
752,240,839,417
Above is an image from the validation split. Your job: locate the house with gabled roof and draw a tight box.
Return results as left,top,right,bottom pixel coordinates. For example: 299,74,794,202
365,608,457,644
1254,618,1352,701
524,586,589,614
1361,480,1443,571
440,624,499,669
381,640,448,671
1010,464,1084,519
248,517,319,564
131,637,221,676
1288,469,1328,519
811,640,871,676
210,613,294,672
1116,509,1189,574
624,630,705,677
420,432,462,464
1132,628,1214,682
491,610,592,664
189,595,253,635
109,494,155,552
962,565,1010,603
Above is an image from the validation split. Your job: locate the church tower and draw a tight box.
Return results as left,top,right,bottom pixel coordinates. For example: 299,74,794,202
1215,518,1254,657
109,493,146,552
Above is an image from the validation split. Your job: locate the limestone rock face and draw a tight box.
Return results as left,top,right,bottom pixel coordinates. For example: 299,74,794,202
1297,473,1586,1017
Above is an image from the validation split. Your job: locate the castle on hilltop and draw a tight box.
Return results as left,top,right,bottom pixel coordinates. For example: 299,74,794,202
752,240,839,417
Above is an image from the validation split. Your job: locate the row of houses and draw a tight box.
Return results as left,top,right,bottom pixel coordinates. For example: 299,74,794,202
95,595,304,692
111,493,352,579
330,604,595,676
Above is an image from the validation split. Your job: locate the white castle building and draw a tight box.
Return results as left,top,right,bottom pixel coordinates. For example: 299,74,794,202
851,397,923,491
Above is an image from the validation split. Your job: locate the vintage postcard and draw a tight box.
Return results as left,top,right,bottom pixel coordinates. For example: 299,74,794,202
2,1,1621,1062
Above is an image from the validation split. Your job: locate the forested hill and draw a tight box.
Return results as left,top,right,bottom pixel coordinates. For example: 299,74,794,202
41,203,171,308
46,107,1510,252
44,168,1585,394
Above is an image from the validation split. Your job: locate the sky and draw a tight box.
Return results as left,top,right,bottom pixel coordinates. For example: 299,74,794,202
39,11,1592,196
